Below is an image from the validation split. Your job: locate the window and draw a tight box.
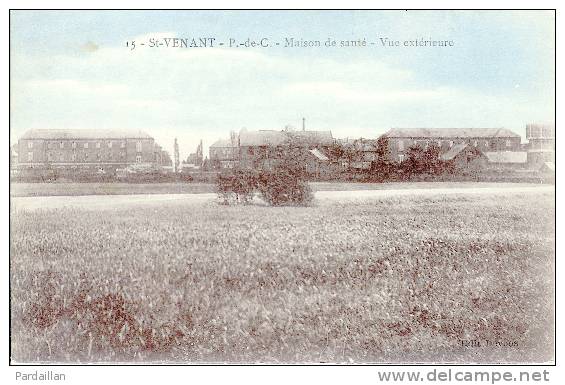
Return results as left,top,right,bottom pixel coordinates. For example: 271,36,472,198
71,153,76,161
484,141,489,148
84,142,89,149
398,154,405,162
27,152,33,161
47,152,53,161
96,142,101,149
72,142,77,149
398,140,404,151
121,152,125,159
506,140,511,147
47,142,52,150
60,154,64,162
60,141,64,149
136,141,142,152
107,141,113,149
473,140,478,147
136,155,142,163
27,141,33,149
121,141,126,148
85,153,89,160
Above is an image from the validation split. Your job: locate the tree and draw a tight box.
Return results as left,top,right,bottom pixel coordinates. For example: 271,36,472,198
326,142,345,163
371,136,395,181
423,144,442,175
256,164,313,206
402,145,426,177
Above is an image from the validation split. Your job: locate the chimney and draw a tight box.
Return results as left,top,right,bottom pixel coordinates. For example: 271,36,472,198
302,117,305,131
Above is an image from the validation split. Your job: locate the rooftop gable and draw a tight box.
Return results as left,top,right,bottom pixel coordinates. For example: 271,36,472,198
383,127,520,139
439,143,470,161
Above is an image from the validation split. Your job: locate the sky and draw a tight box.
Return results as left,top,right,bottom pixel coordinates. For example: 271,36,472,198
10,10,555,160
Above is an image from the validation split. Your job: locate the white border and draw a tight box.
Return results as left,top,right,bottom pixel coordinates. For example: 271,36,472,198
2,2,562,384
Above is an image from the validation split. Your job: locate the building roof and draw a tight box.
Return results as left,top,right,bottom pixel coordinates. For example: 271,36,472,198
383,128,520,139
210,138,237,148
20,129,153,140
239,130,333,147
286,130,334,146
308,148,329,161
439,143,469,161
239,130,288,147
484,151,528,164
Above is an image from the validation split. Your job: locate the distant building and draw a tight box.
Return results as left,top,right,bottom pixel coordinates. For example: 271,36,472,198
210,133,239,169
16,129,169,174
526,123,554,166
153,144,173,167
209,128,334,172
238,129,334,171
186,140,204,168
336,138,378,170
380,128,522,163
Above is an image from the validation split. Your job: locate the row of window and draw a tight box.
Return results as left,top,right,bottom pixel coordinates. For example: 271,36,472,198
28,152,143,163
27,141,144,152
396,139,514,151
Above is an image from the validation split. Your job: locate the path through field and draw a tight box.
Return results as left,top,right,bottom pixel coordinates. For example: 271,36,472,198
10,183,554,211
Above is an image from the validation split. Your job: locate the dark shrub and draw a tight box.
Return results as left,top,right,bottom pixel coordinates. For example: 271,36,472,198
216,165,313,206
257,165,313,206
216,169,258,204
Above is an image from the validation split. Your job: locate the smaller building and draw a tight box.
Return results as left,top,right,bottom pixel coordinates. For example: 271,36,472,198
336,138,378,171
186,140,204,168
209,137,239,169
484,151,528,169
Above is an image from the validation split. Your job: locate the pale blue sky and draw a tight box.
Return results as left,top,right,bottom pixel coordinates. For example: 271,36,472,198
10,10,555,158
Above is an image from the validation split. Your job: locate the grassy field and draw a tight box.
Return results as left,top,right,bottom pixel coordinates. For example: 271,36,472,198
10,181,550,197
10,191,554,363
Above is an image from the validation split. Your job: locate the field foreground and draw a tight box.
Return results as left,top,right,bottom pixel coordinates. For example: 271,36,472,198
10,188,554,363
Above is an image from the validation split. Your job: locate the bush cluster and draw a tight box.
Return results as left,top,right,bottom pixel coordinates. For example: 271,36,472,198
217,165,313,206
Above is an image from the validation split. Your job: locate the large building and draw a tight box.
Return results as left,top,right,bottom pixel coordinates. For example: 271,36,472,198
16,129,171,174
210,128,335,172
380,128,522,163
238,129,334,171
